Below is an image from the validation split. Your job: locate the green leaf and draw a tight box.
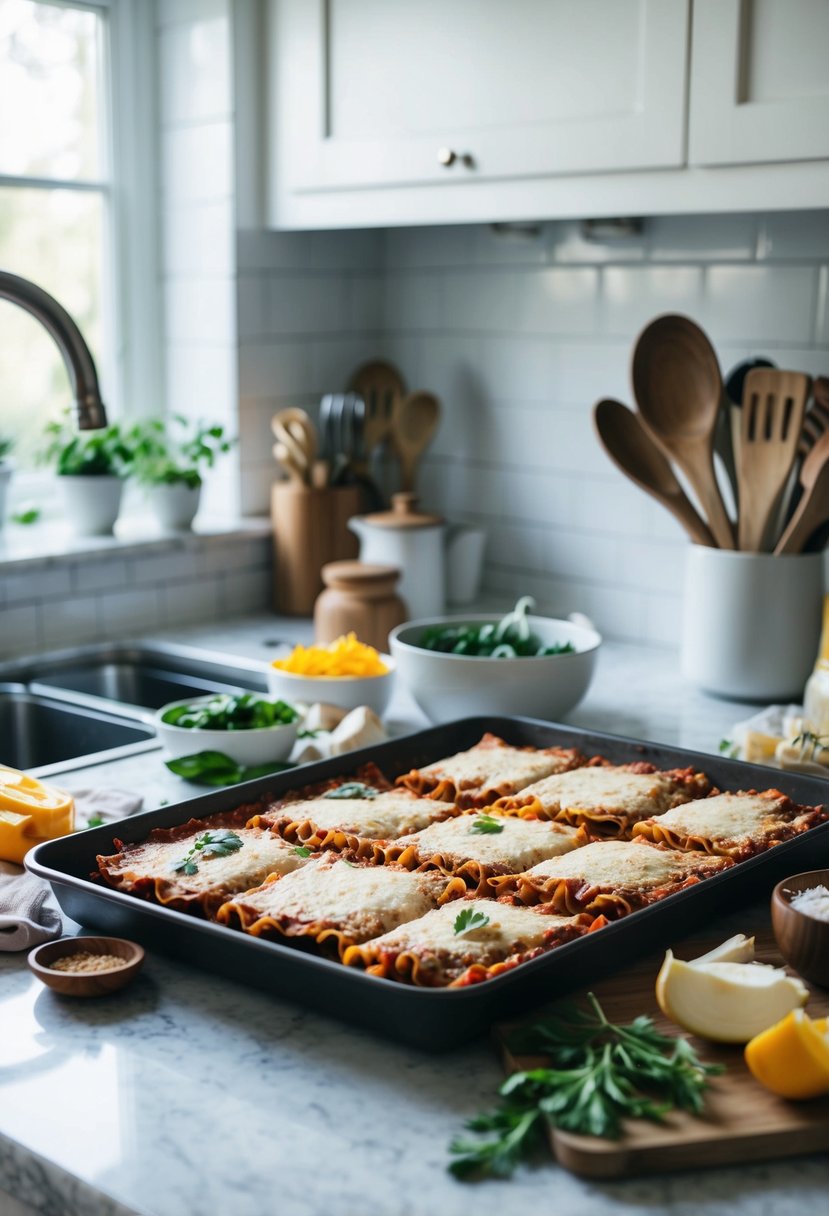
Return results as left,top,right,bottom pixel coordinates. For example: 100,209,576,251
469,813,505,835
453,907,491,936
323,782,379,800
11,506,40,525
172,830,244,875
293,845,312,858
86,813,104,828
164,751,295,787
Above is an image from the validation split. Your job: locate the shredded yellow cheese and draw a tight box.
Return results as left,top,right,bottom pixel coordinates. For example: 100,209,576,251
270,633,389,678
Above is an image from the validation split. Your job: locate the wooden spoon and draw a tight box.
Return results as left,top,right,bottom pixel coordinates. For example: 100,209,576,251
390,391,441,493
799,376,829,457
593,399,716,547
632,314,735,549
348,360,406,458
736,368,811,551
774,428,829,554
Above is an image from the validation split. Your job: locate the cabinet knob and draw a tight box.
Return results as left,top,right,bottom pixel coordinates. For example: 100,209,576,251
437,147,457,167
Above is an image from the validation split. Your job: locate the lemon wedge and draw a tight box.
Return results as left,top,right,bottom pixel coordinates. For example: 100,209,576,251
745,1010,829,1099
656,951,808,1043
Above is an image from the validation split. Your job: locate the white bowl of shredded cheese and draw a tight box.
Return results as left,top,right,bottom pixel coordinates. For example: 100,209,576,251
266,634,395,718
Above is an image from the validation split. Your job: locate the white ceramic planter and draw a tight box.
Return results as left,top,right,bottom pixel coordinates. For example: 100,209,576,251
149,483,201,531
0,464,12,531
681,546,824,701
60,475,123,536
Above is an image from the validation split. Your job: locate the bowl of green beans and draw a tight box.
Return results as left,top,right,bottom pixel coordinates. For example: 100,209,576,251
389,597,601,724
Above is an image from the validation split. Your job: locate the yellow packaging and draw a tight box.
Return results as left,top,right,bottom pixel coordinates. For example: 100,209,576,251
0,766,75,864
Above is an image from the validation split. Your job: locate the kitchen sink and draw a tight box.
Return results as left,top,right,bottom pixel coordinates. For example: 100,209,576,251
1,643,269,717
0,644,270,777
0,683,158,778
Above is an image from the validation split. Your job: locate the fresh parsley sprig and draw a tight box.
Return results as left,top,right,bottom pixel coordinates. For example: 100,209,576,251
172,830,244,876
470,813,505,835
453,908,491,936
449,993,723,1179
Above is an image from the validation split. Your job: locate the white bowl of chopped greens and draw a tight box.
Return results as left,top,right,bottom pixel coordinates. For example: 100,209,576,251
154,692,301,766
389,597,601,724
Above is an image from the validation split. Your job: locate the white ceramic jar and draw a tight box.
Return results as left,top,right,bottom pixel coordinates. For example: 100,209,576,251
348,493,445,620
680,546,824,701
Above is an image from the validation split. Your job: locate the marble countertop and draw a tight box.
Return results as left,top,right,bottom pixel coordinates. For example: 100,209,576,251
3,616,828,1216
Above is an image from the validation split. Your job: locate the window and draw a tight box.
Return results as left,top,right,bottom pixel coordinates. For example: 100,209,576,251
0,0,159,497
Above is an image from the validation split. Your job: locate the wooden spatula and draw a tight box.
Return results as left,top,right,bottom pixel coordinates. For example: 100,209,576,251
775,428,829,554
736,369,811,551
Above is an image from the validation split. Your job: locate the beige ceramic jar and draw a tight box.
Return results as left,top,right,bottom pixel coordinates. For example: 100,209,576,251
314,561,407,653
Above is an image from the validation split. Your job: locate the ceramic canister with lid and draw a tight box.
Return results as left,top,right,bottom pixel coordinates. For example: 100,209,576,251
347,493,445,620
314,561,407,652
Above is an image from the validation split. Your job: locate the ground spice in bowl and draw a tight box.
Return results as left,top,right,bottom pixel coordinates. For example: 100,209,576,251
50,950,128,973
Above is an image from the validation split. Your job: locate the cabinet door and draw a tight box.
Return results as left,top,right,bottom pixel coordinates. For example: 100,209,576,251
271,0,689,193
690,0,829,165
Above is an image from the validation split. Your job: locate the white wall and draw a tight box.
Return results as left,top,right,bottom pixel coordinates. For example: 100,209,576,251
234,211,829,645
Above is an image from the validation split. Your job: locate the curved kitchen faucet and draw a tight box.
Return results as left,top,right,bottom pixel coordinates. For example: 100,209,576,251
0,269,107,429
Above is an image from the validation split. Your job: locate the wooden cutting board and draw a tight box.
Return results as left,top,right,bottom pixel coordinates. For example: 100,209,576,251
496,929,829,1179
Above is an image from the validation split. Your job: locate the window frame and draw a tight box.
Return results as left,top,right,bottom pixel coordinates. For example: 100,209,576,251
0,0,161,513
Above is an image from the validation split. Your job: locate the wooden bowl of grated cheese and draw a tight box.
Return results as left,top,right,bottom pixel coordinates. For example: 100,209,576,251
772,869,829,988
28,936,145,997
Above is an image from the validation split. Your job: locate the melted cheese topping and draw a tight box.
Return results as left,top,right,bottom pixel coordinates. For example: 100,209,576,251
366,900,576,964
524,839,702,889
396,814,580,869
232,856,447,939
273,792,457,838
109,827,307,893
518,766,680,818
641,792,789,845
422,744,570,792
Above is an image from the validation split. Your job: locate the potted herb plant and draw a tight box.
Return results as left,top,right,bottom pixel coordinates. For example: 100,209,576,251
129,415,234,530
40,415,132,536
0,435,13,531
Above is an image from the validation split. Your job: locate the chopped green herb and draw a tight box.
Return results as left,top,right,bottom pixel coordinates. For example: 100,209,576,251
293,845,312,858
453,908,491,936
323,782,379,800
172,829,244,876
86,813,104,828
417,596,575,658
470,813,505,835
449,993,724,1179
11,506,40,525
717,738,739,758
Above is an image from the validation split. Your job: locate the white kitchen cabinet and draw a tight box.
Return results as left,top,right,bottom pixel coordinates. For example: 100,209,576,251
262,0,829,229
689,0,829,166
272,0,688,194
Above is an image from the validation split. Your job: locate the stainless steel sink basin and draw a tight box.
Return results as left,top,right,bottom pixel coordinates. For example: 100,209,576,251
0,683,158,778
2,643,269,716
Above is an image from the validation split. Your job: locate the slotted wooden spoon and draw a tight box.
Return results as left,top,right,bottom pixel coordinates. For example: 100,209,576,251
632,314,735,549
736,368,811,551
347,360,406,461
775,427,829,554
593,399,716,547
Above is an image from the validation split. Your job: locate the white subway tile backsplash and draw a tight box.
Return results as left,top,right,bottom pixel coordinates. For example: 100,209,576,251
165,278,236,344
161,575,224,626
601,267,704,340
162,122,233,206
166,343,237,419
231,211,829,646
757,211,829,262
163,200,234,277
0,604,39,657
2,567,72,606
646,214,757,263
99,588,162,639
39,595,101,649
701,265,817,343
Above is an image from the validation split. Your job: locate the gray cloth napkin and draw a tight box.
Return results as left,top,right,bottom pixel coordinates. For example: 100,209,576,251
0,787,143,952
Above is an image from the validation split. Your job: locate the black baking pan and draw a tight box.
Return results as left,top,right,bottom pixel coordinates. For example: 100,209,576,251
27,716,829,1051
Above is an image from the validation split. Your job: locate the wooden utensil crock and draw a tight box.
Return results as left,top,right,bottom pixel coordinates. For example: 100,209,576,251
314,561,406,652
271,484,361,615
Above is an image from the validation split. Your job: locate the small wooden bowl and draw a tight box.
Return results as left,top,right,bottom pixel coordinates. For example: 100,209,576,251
28,936,145,997
771,869,829,987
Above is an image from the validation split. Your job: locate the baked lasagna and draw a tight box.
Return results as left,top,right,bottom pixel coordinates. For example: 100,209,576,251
215,854,463,956
490,838,730,916
396,732,585,808
344,899,598,987
493,762,711,836
381,811,582,894
253,789,460,854
95,810,310,916
631,790,828,859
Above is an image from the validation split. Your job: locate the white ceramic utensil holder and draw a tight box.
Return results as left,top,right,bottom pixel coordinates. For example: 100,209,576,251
681,546,824,701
